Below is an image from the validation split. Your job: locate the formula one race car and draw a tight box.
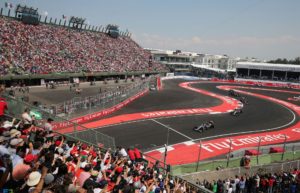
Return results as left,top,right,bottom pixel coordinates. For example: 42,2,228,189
193,121,215,133
228,90,240,97
231,108,243,116
239,96,248,105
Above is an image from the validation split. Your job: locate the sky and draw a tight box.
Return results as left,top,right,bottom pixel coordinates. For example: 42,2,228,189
3,0,300,60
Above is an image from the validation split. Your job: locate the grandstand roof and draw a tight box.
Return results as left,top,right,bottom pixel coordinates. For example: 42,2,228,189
237,62,300,72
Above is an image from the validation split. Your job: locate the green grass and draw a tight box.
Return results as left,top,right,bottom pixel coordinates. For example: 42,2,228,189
171,151,300,176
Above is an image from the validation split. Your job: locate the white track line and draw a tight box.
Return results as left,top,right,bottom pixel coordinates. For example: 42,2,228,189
92,112,223,130
151,119,193,140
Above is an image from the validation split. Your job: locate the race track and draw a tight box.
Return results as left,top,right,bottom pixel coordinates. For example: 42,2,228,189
51,78,300,165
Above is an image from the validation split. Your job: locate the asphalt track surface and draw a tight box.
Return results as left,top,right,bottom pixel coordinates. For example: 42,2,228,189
93,80,297,151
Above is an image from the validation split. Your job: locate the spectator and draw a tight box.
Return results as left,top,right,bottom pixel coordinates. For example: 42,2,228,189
22,108,32,126
44,118,54,133
0,17,166,76
133,147,142,162
127,147,136,162
0,107,197,193
0,98,7,118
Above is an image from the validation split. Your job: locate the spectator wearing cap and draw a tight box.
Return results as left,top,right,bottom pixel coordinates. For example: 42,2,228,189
10,128,21,139
8,138,24,155
0,118,15,134
12,154,35,182
18,171,41,193
80,144,90,157
55,147,65,161
0,136,9,146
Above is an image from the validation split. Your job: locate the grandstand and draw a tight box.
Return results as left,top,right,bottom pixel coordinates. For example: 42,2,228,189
0,8,167,86
1,3,300,193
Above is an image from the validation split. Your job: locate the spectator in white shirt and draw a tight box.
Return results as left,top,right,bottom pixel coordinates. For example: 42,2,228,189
22,108,32,126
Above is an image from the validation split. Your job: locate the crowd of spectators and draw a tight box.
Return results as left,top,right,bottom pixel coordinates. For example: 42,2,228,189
198,170,300,193
0,16,165,75
0,92,197,193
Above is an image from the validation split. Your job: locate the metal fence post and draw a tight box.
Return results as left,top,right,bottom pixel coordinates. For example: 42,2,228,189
281,134,287,161
163,144,168,172
196,140,202,172
292,143,295,160
257,136,261,165
163,126,170,171
226,138,232,167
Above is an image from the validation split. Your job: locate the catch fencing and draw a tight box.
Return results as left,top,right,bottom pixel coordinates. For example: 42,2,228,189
51,80,149,118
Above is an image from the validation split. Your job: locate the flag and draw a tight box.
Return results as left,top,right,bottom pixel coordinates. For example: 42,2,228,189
30,110,43,120
62,14,67,20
